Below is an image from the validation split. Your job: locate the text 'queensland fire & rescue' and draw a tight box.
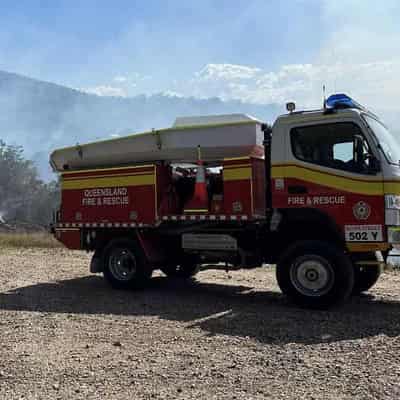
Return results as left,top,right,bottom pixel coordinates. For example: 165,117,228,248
82,187,129,206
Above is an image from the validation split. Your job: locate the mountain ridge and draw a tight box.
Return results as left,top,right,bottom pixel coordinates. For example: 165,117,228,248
0,70,281,180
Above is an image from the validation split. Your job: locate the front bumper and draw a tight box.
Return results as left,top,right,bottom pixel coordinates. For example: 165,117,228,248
347,242,391,253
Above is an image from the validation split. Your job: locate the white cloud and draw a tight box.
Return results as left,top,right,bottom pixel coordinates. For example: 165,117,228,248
169,3,400,113
113,76,128,83
315,0,400,112
161,90,184,98
184,59,400,111
196,63,262,81
78,70,153,98
80,85,127,97
113,73,151,84
131,72,152,81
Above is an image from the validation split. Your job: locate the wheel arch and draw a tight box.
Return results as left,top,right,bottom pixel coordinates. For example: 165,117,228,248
270,208,345,261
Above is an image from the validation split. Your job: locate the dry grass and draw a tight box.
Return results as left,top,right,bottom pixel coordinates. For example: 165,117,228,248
0,232,62,248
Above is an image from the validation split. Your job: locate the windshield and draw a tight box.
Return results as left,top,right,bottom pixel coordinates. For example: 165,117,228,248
363,114,400,165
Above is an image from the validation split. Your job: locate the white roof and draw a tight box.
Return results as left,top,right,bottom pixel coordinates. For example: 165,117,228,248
173,113,261,127
50,114,264,172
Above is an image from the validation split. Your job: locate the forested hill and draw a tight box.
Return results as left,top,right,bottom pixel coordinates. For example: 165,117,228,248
0,140,58,227
0,70,281,180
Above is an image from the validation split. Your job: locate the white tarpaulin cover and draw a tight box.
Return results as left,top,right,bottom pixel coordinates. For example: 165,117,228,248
50,114,264,172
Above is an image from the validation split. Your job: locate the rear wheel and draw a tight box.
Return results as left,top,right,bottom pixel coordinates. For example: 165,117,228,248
102,238,152,289
276,240,354,309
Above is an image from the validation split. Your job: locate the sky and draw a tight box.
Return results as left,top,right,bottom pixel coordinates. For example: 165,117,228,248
0,0,399,111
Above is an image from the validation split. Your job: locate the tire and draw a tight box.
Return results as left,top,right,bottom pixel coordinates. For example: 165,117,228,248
160,261,199,279
102,238,152,290
276,240,354,309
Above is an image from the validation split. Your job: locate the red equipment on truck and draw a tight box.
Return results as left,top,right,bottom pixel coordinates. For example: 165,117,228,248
50,94,400,308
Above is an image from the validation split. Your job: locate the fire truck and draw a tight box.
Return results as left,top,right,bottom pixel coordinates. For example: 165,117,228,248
50,94,400,308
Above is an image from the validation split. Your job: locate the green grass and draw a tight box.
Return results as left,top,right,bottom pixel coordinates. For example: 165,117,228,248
0,232,62,248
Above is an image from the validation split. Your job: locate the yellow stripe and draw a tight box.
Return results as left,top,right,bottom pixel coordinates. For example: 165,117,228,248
63,171,151,181
223,163,251,169
272,165,383,195
384,182,400,194
223,167,252,181
62,174,155,190
347,242,390,252
61,164,155,175
183,209,209,213
224,156,250,162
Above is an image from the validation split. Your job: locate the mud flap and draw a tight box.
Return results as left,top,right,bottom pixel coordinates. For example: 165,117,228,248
90,252,103,273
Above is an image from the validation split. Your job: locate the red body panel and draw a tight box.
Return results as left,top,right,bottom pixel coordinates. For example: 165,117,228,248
223,180,253,215
60,165,156,225
223,158,252,216
272,175,385,241
251,158,266,216
55,229,81,249
55,158,267,249
61,186,156,224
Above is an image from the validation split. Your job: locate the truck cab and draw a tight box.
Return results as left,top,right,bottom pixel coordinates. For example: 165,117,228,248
270,95,399,253
258,94,399,307
51,93,399,309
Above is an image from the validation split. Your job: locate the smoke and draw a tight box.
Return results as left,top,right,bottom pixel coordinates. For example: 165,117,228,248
316,0,400,113
0,70,282,181
1,0,399,183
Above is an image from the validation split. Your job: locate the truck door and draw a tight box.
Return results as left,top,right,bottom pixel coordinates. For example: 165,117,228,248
272,119,385,245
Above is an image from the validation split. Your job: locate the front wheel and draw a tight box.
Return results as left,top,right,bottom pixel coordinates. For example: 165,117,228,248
102,238,152,290
276,240,354,309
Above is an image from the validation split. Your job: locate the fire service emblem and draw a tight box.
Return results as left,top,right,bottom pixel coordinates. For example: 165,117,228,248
353,201,371,220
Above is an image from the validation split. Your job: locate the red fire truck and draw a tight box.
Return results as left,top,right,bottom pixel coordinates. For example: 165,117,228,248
50,94,400,308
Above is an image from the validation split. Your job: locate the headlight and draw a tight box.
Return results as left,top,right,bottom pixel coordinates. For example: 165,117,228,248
385,195,400,209
388,227,400,243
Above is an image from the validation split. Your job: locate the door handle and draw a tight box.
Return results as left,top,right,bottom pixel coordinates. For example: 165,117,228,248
288,185,308,194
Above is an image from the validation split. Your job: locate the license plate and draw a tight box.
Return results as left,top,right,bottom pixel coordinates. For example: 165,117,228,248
345,224,383,242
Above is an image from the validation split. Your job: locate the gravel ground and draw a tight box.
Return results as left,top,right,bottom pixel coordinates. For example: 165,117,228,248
1,247,400,399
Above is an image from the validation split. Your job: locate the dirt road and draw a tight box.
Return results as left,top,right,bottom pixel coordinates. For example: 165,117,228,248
1,247,400,399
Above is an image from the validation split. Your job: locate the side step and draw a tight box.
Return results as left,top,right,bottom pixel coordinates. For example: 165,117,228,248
182,234,237,251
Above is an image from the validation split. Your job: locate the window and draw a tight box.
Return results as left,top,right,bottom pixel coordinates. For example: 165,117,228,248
333,142,353,163
362,114,400,165
291,122,373,174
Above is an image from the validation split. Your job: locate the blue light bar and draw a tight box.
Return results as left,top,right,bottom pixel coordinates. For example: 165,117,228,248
325,93,365,111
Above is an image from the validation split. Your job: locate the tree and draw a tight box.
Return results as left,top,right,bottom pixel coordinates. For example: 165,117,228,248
0,140,59,227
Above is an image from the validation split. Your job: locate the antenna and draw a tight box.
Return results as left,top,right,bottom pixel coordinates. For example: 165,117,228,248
323,85,327,109
332,47,337,92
